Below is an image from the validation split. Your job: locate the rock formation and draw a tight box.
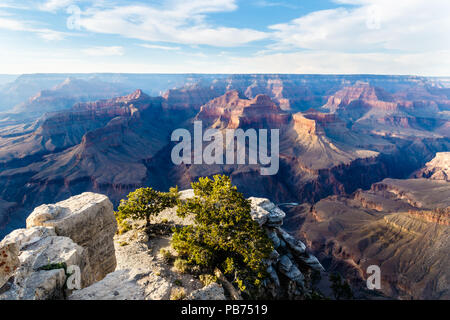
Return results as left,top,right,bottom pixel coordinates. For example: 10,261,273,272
26,192,118,284
413,152,449,181
248,197,324,299
324,82,397,114
187,283,226,300
0,226,87,299
0,193,117,299
322,82,449,136
284,177,450,299
196,90,290,129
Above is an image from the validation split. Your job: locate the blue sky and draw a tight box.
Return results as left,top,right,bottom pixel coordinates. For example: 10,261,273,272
0,0,449,75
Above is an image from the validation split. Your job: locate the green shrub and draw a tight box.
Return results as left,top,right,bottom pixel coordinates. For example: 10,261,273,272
114,213,132,234
38,262,67,272
171,175,273,296
170,287,186,300
116,186,178,228
199,274,217,287
174,258,190,273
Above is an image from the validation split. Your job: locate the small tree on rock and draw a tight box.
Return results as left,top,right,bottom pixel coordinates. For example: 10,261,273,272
171,175,273,296
116,186,179,228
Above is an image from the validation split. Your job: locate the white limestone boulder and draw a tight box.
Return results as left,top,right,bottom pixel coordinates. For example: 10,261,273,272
0,228,87,300
249,197,286,227
26,192,117,284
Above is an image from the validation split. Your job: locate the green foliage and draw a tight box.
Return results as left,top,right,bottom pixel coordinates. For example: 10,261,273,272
38,261,74,293
116,186,179,227
171,175,273,296
170,287,186,300
174,258,190,273
115,217,132,235
199,274,218,287
329,272,353,300
38,262,67,272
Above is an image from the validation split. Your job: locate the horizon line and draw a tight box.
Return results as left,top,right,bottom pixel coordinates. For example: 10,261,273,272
1,72,449,78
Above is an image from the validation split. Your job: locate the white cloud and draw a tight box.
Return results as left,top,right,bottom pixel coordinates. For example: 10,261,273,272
269,0,450,53
219,50,450,76
0,17,26,31
0,3,28,9
140,44,181,51
78,0,268,47
82,46,125,56
1,0,449,75
253,0,299,9
35,28,66,40
170,0,237,14
0,16,66,40
39,0,76,12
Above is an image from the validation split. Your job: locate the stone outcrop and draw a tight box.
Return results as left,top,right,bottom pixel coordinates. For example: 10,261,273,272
413,152,449,181
26,192,117,284
162,84,221,110
249,198,286,227
187,283,226,300
69,216,203,300
248,197,324,299
0,226,87,300
0,193,117,300
69,268,173,300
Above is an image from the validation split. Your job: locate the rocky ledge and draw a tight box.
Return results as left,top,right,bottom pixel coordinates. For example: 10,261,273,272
0,193,116,299
249,197,324,298
1,191,323,300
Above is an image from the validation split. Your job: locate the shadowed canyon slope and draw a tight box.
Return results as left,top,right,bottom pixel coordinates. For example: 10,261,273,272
284,154,449,299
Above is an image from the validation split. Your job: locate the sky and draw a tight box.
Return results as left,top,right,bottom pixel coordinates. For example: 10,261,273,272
0,0,449,75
